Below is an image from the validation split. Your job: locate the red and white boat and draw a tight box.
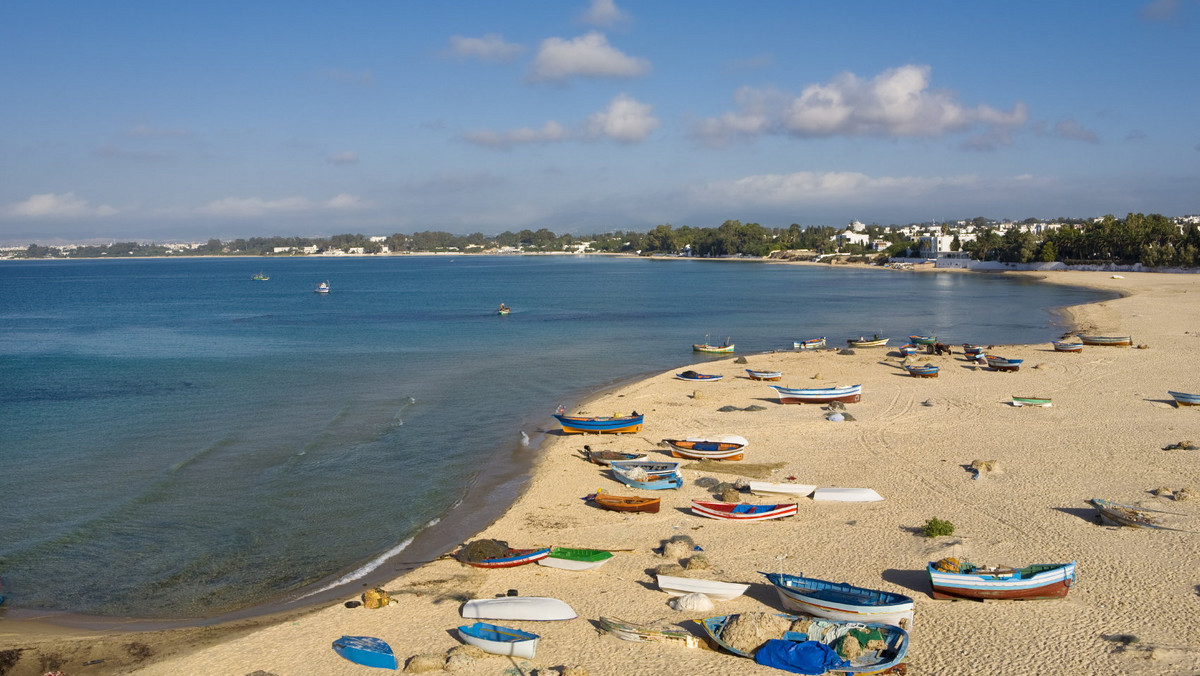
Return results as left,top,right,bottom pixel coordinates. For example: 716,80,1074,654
769,384,862,404
690,500,797,521
455,547,551,568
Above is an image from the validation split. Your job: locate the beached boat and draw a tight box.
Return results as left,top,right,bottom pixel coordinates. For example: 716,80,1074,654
905,364,939,378
251,271,269,281
811,487,884,502
693,339,735,354
691,500,797,521
461,596,577,621
794,337,827,350
656,575,751,601
1012,396,1052,407
847,337,889,348
333,636,398,669
457,622,539,658
1089,498,1171,529
1078,335,1132,346
610,461,683,490
985,355,1022,372
675,370,723,382
553,412,644,434
536,547,614,571
610,460,682,475
664,435,748,461
748,481,817,498
454,546,551,568
761,572,915,629
314,280,330,294
1167,390,1200,406
909,334,937,345
586,492,661,513
927,559,1076,600
598,617,702,648
1052,340,1084,353
586,449,648,466
745,369,783,381
961,344,984,357
770,384,862,404
899,343,921,356
699,612,909,673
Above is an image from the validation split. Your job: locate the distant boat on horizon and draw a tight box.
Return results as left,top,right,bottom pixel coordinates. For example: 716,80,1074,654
315,280,330,294
251,271,269,281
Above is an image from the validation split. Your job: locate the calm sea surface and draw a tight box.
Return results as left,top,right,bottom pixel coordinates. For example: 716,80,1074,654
0,256,1111,620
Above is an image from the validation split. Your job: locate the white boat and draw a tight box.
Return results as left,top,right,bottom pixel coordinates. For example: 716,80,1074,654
460,596,577,621
457,622,539,659
812,487,883,502
315,280,330,294
747,481,816,498
655,575,750,601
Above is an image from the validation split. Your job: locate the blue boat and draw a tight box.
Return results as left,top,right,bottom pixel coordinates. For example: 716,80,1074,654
699,612,909,673
676,370,723,381
553,412,644,434
1167,390,1200,406
610,462,682,490
458,622,540,658
905,364,939,378
332,635,398,670
985,355,1022,372
760,572,915,629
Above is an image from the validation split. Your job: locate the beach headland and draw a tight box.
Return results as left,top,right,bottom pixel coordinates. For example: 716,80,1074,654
4,269,1199,676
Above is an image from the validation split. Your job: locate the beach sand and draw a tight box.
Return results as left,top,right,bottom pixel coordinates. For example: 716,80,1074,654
4,270,1199,675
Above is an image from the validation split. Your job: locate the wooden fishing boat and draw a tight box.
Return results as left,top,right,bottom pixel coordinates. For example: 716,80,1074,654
1078,335,1132,346
699,612,909,674
454,546,551,568
553,412,644,434
691,500,797,521
927,559,1076,600
457,622,539,658
898,343,921,356
905,364,939,378
693,340,735,354
1052,340,1083,353
770,384,862,404
586,492,661,513
656,574,750,601
961,344,984,357
985,355,1022,372
586,449,648,466
909,334,937,345
794,337,827,350
761,572,915,629
675,370,723,382
1167,390,1200,406
332,636,398,670
811,487,883,502
610,462,683,490
746,369,783,381
1089,498,1173,529
664,435,748,460
597,617,701,648
461,596,577,621
747,481,816,498
847,337,889,348
536,547,614,571
1012,396,1052,407
610,460,681,475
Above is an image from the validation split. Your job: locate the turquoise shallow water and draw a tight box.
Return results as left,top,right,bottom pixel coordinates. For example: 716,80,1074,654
0,256,1111,619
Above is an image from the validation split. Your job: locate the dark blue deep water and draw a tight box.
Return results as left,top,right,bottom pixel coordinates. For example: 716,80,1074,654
0,256,1110,619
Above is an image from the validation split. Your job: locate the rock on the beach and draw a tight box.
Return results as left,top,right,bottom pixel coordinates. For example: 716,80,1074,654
733,477,751,489
403,653,446,673
719,486,741,502
668,592,715,612
445,645,489,672
1175,486,1196,501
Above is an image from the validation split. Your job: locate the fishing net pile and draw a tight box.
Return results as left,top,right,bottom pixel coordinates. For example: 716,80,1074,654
721,613,793,655
933,557,963,573
459,539,510,562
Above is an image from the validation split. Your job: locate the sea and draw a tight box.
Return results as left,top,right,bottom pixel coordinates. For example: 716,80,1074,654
0,255,1113,622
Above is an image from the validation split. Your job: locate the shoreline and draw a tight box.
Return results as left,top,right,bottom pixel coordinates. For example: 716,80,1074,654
5,269,1199,675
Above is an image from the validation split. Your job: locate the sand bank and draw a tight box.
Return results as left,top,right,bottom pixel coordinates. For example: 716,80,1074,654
5,270,1200,676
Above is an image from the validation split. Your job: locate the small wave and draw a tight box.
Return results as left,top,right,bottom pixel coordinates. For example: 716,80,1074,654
294,516,442,600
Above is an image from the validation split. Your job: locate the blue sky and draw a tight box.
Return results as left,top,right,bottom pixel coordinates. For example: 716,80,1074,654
1,0,1197,244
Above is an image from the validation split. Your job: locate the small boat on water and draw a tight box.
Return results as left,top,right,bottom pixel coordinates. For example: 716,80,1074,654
699,612,909,674
1012,396,1052,407
664,435,747,461
745,369,783,381
1167,390,1200,407
598,617,702,648
927,558,1076,600
586,449,648,466
333,636,398,670
985,355,1022,372
1089,498,1174,529
314,280,330,294
811,487,883,502
1078,335,1132,346
675,370,723,382
794,337,827,350
536,547,614,571
847,336,889,348
586,491,661,513
461,596,577,621
909,334,937,345
905,364,939,378
457,622,539,658
497,303,510,315
691,500,797,522
1052,340,1084,353
761,572,915,629
251,271,269,281
553,412,644,434
454,546,551,569
693,337,735,353
656,575,750,601
770,384,862,404
748,481,816,498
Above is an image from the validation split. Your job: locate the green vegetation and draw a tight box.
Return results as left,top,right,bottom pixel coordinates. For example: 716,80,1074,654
921,517,956,537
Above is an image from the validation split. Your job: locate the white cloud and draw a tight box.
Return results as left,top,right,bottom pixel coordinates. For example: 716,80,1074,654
585,94,659,142
529,31,650,82
581,0,630,27
198,194,366,217
463,121,570,148
1053,118,1099,142
446,34,525,61
3,193,117,218
327,151,359,165
694,65,1028,144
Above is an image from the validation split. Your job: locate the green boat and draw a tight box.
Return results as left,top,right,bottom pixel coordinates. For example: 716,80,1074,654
1011,396,1051,407
251,272,269,281
535,547,614,571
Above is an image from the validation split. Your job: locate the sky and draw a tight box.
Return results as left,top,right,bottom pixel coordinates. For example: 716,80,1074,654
1,0,1198,244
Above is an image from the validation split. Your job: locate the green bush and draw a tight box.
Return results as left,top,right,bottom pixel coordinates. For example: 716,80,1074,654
921,517,955,537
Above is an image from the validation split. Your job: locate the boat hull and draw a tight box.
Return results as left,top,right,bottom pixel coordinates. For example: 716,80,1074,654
693,343,735,353
985,356,1022,372
746,369,783,381
794,338,827,350
699,613,909,673
927,561,1076,601
656,574,750,600
457,622,539,659
747,482,816,498
811,487,883,502
690,500,797,521
1168,390,1200,406
1012,397,1052,407
770,384,862,404
665,438,747,460
1078,335,1132,346
456,547,551,568
587,450,648,466
761,572,915,629
598,617,702,648
332,636,398,670
553,414,644,434
589,493,661,513
536,547,614,571
461,597,577,621
1052,341,1083,352
905,365,938,378
847,338,889,348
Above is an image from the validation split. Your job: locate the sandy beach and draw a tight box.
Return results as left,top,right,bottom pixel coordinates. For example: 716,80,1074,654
4,269,1199,676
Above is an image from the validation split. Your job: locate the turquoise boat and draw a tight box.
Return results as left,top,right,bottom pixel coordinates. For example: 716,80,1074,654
332,636,397,669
